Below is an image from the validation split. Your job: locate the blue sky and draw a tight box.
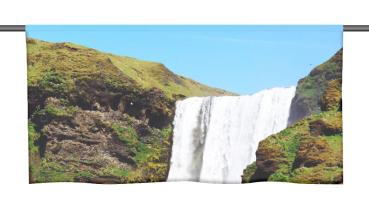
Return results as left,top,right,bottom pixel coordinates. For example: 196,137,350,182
26,25,342,95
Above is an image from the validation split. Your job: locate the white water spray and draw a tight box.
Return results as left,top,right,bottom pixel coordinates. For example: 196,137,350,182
167,87,295,183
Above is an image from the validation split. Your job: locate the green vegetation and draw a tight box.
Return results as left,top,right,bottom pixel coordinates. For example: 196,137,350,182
110,121,169,163
27,40,130,85
241,162,257,182
243,111,343,184
288,49,342,124
76,171,95,180
29,121,42,182
134,143,151,165
37,71,74,96
323,135,343,153
28,122,40,154
243,112,343,183
243,48,343,184
28,37,343,184
100,166,129,178
27,37,235,184
109,55,234,98
297,77,318,98
34,98,78,119
295,49,342,101
111,123,140,148
37,160,75,182
27,38,234,100
44,104,78,118
290,166,343,184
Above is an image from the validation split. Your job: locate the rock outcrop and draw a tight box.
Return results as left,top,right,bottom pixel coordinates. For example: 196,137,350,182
288,49,342,125
242,111,343,184
27,38,232,183
242,49,343,184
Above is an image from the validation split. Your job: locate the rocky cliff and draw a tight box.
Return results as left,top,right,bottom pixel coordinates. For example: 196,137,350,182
288,49,342,125
27,38,233,183
242,49,343,184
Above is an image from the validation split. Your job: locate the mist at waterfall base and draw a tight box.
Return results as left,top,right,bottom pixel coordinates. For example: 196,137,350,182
167,87,296,183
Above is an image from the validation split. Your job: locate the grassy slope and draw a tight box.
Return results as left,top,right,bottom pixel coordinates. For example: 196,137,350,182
109,55,234,98
27,38,234,183
243,111,343,184
27,38,235,99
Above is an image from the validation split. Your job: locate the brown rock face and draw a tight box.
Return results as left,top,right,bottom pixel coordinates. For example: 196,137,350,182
30,94,173,183
288,49,342,125
321,79,342,112
309,118,342,136
27,38,235,184
243,111,343,184
42,110,136,171
292,137,333,168
242,48,343,184
250,138,287,181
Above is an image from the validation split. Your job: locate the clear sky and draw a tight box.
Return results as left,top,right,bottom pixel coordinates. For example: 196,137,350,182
26,25,342,95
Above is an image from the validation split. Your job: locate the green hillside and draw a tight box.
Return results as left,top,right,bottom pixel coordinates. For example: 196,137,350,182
27,38,234,99
109,55,233,98
27,38,233,183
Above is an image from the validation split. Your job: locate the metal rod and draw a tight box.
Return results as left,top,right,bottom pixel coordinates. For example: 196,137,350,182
0,25,369,32
0,25,25,31
343,25,369,31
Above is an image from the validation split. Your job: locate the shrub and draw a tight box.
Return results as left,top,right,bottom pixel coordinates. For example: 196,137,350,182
134,143,151,165
268,172,290,182
101,166,129,178
37,160,75,182
39,71,73,96
28,122,40,154
111,123,140,149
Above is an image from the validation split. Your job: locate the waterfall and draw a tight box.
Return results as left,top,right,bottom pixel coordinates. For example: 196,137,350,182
167,86,296,183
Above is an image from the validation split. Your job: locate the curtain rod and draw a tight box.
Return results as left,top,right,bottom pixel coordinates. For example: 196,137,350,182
1,25,369,32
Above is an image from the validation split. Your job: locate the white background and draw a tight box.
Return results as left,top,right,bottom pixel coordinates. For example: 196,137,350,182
1,1,369,217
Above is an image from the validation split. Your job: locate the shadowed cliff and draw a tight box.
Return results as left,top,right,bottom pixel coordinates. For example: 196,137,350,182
288,49,342,125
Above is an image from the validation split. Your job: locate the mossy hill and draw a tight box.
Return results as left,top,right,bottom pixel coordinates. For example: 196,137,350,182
27,38,233,100
288,49,342,125
27,38,233,183
242,50,343,184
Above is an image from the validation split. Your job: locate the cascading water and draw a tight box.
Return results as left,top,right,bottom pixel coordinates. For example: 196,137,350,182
167,86,296,183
